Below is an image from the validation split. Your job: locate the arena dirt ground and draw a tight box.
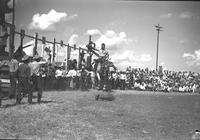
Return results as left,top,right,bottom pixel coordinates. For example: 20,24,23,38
0,90,199,140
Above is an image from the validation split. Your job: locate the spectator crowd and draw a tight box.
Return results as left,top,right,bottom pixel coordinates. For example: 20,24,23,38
43,63,200,93
1,56,200,94
1,48,200,94
109,67,200,93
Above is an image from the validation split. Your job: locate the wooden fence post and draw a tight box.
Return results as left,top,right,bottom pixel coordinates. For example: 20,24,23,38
9,25,15,58
65,43,68,70
34,32,38,56
67,43,71,70
78,47,81,69
20,29,25,47
42,36,46,58
52,38,56,63
55,45,58,62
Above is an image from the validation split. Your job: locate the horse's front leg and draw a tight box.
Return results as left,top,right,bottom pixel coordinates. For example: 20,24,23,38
97,72,105,90
96,72,101,89
96,72,101,82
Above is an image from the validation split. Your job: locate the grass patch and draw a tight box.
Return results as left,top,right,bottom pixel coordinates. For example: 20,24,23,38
0,90,199,139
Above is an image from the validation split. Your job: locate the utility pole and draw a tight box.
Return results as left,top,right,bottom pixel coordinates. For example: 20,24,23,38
155,24,163,71
10,0,15,57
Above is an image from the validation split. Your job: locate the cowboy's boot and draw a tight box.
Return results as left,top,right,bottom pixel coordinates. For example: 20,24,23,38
28,92,32,104
37,94,42,103
16,93,22,104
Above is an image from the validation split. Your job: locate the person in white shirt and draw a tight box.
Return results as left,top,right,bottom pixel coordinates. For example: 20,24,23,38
29,55,47,103
67,69,77,89
179,85,184,92
192,83,197,93
120,72,126,90
55,67,64,90
99,43,109,60
139,82,146,90
55,68,63,78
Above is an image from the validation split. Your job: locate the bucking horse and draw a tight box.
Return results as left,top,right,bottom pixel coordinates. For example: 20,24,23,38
87,42,117,92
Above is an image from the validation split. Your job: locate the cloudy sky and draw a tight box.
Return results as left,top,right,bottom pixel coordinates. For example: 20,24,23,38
9,0,200,72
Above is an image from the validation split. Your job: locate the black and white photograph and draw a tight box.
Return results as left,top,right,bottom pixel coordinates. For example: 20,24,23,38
0,0,200,139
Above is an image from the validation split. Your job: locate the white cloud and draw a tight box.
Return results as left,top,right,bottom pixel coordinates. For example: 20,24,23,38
86,29,102,36
29,9,77,30
117,60,144,70
183,53,195,59
111,51,152,62
134,54,152,62
110,50,152,70
160,13,172,19
183,49,200,67
84,29,149,70
95,30,132,48
68,14,78,20
179,12,193,19
68,34,79,45
160,62,165,66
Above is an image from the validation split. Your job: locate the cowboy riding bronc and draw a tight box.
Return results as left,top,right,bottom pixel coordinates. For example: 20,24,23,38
87,41,117,94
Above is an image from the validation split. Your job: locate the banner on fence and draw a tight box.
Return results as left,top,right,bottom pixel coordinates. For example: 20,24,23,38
70,49,79,60
23,40,34,57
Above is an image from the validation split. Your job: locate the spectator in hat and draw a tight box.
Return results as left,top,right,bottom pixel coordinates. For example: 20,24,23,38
16,55,32,104
80,65,88,91
13,45,26,62
55,66,63,90
8,54,19,98
29,55,46,103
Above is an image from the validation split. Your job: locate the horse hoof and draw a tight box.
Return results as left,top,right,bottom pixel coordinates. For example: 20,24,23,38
95,94,100,100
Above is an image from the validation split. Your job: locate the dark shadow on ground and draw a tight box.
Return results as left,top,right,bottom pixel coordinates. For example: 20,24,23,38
95,93,115,101
0,100,57,109
0,102,26,108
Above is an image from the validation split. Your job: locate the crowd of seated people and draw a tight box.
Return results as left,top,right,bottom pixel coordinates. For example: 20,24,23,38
109,67,200,93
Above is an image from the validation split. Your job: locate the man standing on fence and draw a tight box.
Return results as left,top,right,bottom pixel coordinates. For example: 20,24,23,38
29,55,46,103
99,43,109,60
16,55,32,104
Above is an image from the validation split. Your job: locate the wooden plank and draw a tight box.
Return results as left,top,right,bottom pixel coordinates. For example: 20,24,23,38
0,67,9,71
0,76,10,79
1,83,10,88
1,87,10,92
